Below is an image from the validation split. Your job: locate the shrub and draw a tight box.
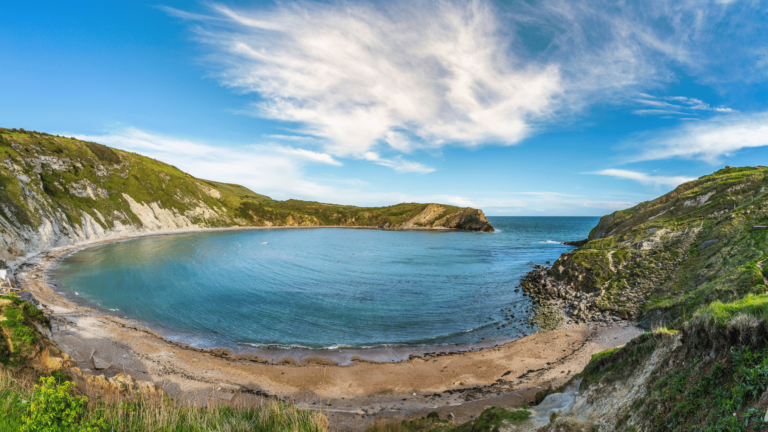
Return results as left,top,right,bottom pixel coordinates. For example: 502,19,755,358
84,141,120,165
21,377,105,432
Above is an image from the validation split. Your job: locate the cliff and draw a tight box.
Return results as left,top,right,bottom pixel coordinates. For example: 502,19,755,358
0,127,493,262
521,165,767,327
517,165,768,431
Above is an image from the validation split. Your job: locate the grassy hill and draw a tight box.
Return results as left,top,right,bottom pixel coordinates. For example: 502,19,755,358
0,127,492,260
520,165,768,431
522,165,767,328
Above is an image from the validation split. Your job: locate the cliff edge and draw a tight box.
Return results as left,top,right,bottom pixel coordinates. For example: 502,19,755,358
0,127,493,262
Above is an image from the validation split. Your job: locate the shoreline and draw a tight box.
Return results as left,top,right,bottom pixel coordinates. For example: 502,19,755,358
15,227,644,429
37,225,519,364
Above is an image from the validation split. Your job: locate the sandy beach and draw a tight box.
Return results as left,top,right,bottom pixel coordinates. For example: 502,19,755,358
15,229,643,430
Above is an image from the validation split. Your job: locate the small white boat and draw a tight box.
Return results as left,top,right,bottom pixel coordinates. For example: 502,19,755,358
260,242,268,245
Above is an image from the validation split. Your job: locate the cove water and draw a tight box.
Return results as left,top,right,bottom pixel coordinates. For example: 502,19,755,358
51,217,598,355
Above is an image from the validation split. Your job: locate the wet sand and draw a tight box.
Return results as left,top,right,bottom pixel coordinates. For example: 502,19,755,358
15,230,644,430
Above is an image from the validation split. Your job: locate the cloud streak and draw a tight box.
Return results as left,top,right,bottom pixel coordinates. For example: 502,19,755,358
632,94,735,117
629,112,768,163
362,152,435,174
590,169,696,187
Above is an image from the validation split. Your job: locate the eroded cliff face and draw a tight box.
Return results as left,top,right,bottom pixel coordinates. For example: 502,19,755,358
395,204,494,232
540,315,768,431
0,131,233,262
0,128,493,263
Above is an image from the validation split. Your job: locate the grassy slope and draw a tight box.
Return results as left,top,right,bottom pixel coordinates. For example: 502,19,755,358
0,294,329,432
0,296,48,367
547,165,767,326
0,128,488,255
538,166,768,431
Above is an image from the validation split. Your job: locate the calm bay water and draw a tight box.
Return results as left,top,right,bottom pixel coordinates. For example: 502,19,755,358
51,217,598,352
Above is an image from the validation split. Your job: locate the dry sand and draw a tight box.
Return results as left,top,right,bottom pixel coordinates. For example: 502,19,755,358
15,231,644,430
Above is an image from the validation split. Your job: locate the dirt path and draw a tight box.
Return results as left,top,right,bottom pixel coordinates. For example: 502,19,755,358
607,251,616,273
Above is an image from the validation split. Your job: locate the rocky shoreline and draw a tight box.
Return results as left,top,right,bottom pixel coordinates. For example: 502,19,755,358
520,264,621,326
519,223,705,331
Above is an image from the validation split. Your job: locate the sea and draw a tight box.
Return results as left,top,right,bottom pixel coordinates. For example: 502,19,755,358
50,216,598,362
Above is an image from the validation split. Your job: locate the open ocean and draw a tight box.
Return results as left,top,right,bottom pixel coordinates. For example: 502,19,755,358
51,217,598,353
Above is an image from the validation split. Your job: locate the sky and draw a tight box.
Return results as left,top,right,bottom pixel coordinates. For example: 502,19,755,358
2,0,768,216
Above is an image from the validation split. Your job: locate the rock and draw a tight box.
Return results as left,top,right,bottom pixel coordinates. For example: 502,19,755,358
216,383,241,393
92,356,111,370
212,392,236,401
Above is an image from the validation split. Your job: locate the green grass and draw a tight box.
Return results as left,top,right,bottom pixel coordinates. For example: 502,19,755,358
695,294,768,325
641,346,768,431
0,368,329,432
0,295,330,432
0,296,49,366
546,165,768,326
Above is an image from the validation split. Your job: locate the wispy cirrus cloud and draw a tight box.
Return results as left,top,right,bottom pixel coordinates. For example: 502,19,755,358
162,0,761,159
589,169,696,187
469,192,638,215
629,112,768,163
362,152,435,174
164,1,562,157
632,94,735,118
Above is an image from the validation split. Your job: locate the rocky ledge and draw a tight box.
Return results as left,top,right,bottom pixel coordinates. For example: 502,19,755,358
520,265,638,325
379,205,494,232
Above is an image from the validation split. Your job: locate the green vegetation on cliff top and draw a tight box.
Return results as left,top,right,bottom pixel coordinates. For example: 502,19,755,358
548,165,768,327
0,127,491,259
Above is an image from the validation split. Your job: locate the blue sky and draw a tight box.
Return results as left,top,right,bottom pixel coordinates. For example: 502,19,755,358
2,0,768,215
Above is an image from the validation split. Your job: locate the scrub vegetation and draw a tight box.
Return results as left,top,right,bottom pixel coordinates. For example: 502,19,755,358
0,368,329,432
0,295,49,367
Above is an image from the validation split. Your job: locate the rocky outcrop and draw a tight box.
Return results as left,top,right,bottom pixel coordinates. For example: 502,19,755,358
398,204,494,232
399,204,447,229
432,207,494,232
520,265,623,324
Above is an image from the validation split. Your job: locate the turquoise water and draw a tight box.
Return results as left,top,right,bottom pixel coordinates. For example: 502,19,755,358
52,217,598,352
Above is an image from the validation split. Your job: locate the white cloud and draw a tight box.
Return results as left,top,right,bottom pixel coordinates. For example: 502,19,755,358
361,152,435,174
590,169,696,187
164,1,566,156
459,191,639,215
632,94,735,117
630,112,768,163
270,145,341,166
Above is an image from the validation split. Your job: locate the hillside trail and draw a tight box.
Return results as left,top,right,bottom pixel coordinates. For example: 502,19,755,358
607,251,616,273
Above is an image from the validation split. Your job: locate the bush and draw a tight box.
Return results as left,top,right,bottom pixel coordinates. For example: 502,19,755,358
84,141,120,165
21,377,105,432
